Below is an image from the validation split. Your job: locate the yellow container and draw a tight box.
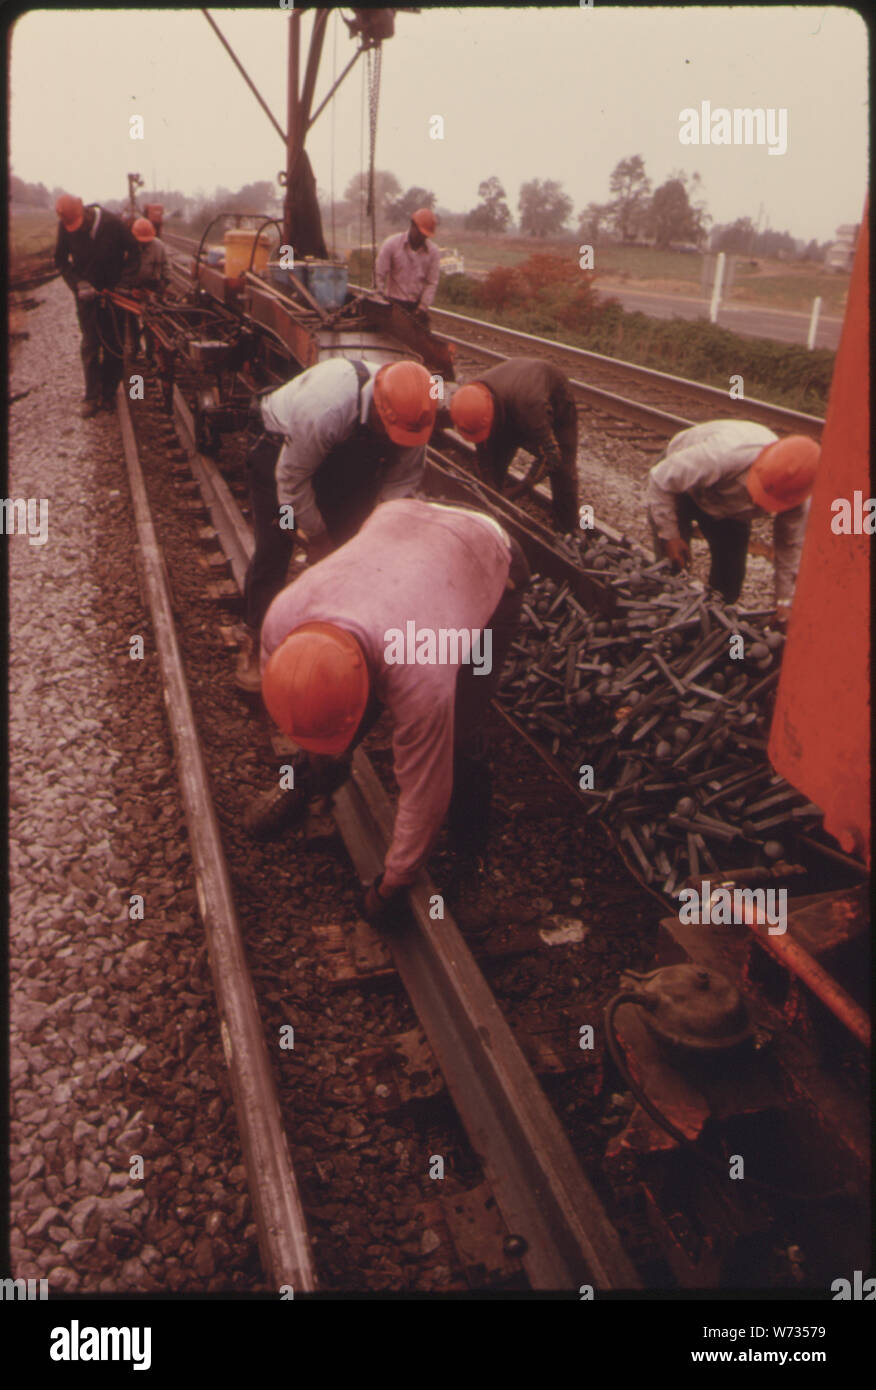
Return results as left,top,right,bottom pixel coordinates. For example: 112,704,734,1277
223,229,271,279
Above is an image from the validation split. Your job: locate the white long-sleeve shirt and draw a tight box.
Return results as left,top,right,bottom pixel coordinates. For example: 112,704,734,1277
260,358,425,540
646,420,810,603
374,231,441,308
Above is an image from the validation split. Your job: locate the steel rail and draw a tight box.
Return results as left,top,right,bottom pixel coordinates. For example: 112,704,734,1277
334,753,641,1290
428,304,825,439
165,405,639,1289
173,387,253,588
115,384,316,1293
429,431,649,554
424,448,615,614
436,329,694,435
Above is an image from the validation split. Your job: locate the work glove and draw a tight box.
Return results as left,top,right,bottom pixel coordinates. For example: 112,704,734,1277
665,537,691,571
362,873,402,924
413,307,429,326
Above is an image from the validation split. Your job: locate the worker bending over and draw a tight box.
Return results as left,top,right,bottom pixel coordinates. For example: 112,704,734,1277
375,209,441,325
646,421,820,622
118,218,171,360
235,358,437,691
449,357,580,533
257,499,529,930
54,194,140,417
120,218,171,296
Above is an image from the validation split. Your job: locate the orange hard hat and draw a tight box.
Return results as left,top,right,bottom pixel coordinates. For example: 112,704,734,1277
132,217,156,242
411,208,437,237
450,382,495,443
745,435,820,513
261,621,369,756
56,194,84,232
373,360,437,446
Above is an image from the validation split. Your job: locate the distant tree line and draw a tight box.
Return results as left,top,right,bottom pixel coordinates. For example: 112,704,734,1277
12,164,832,264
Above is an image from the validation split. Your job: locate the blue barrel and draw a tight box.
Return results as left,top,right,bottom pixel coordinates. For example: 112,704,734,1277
267,263,295,289
304,262,348,310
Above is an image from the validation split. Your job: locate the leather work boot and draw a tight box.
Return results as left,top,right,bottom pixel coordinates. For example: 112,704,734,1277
447,856,496,939
244,782,308,840
80,398,100,419
234,626,263,694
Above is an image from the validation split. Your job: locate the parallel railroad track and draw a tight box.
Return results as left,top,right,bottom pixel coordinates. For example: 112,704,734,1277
427,305,825,441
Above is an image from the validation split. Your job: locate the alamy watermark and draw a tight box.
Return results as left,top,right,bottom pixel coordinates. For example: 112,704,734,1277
50,1321,151,1371
2,498,48,546
384,623,493,675
1,1277,48,1300
677,881,787,934
679,102,788,156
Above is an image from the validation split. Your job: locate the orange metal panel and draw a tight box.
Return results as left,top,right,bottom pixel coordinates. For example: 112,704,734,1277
768,205,870,864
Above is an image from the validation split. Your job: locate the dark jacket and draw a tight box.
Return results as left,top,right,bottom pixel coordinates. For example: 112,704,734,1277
473,357,574,467
119,239,171,294
54,207,140,292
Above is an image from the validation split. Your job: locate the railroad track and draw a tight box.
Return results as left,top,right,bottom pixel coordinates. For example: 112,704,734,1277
427,305,825,442
115,379,316,1294
116,367,641,1293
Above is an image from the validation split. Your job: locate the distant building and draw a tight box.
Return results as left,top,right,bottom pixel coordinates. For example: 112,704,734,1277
825,224,859,272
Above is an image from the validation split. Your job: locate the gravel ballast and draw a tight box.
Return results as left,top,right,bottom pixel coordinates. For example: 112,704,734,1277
8,278,262,1293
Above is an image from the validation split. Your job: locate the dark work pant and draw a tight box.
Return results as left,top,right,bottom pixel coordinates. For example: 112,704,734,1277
243,433,297,632
448,535,530,859
651,494,751,604
243,425,391,631
548,395,580,533
76,294,124,402
388,296,429,328
481,395,580,532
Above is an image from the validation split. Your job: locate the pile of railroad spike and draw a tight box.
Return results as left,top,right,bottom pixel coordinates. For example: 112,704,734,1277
498,531,823,897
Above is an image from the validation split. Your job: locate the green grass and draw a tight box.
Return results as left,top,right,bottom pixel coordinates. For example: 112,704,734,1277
9,208,57,264
724,268,847,315
447,231,578,275
433,273,833,416
440,234,848,315
591,245,704,285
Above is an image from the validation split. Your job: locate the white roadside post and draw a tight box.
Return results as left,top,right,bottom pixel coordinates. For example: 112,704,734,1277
807,295,822,350
709,251,725,324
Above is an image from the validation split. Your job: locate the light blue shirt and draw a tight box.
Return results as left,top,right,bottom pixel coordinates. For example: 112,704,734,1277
647,420,810,602
260,358,425,539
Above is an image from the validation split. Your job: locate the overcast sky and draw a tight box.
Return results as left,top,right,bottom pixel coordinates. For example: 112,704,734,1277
8,5,869,242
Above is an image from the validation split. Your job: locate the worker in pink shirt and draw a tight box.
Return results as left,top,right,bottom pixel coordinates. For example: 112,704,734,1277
375,208,441,326
253,498,529,930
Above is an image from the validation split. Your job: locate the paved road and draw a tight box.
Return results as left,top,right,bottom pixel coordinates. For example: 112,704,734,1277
595,284,843,350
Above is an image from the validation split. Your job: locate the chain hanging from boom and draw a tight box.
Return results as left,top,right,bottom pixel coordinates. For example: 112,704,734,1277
365,42,382,273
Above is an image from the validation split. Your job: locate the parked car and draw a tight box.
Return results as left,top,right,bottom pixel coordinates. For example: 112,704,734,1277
439,246,465,275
